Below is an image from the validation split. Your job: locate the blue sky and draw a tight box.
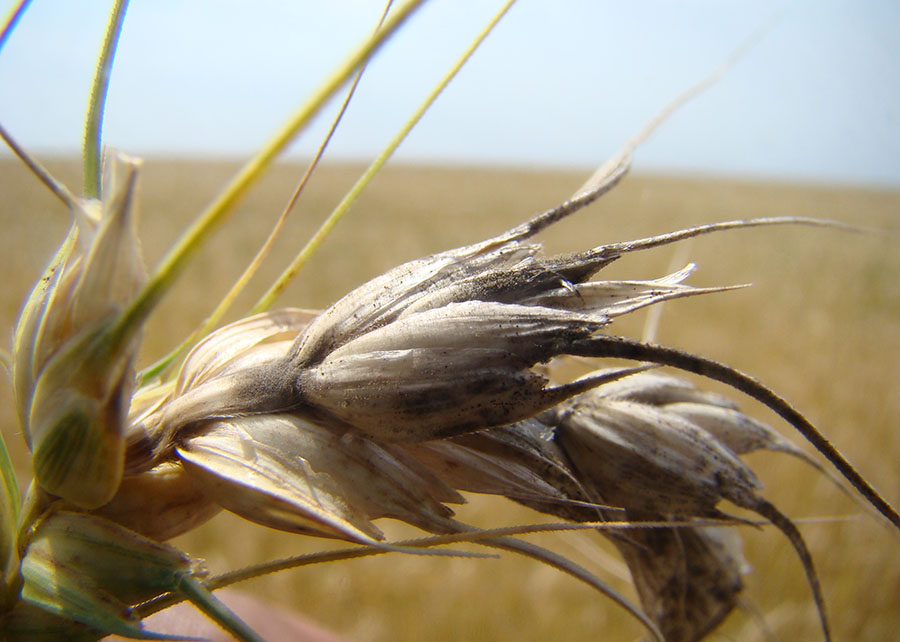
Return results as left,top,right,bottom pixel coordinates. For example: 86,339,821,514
1,1,898,186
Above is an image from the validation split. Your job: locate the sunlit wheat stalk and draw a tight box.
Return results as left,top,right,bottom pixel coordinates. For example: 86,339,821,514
1,2,897,642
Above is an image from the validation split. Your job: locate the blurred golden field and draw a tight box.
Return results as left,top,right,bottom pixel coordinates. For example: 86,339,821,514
1,157,898,641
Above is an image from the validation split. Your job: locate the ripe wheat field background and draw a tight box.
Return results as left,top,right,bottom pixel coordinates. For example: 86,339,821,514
1,157,898,641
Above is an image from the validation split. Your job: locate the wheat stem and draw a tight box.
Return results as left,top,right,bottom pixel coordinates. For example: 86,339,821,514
82,0,130,199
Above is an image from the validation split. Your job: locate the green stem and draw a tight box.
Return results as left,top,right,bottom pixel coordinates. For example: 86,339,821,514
177,576,265,642
83,0,130,199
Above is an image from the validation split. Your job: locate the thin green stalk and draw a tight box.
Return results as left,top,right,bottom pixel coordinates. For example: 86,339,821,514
0,0,31,53
112,0,428,355
83,0,130,199
177,576,265,642
252,0,518,313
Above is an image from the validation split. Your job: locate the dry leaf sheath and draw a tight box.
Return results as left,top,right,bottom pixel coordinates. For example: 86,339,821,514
1,3,897,642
